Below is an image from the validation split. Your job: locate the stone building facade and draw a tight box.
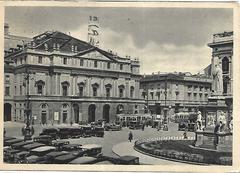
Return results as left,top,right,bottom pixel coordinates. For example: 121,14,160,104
4,31,145,124
140,72,212,116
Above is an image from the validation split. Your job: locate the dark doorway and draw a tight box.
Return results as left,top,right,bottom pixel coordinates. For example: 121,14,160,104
4,103,12,121
88,104,96,123
73,104,80,123
103,104,110,123
223,80,228,94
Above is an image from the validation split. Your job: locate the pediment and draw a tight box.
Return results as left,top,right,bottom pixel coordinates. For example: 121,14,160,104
78,50,115,62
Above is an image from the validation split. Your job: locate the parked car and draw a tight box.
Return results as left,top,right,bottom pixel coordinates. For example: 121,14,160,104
58,127,72,139
81,144,102,157
45,151,69,163
4,138,24,147
4,136,16,146
68,156,99,164
13,151,30,163
69,126,83,138
188,122,196,132
52,140,70,149
104,123,122,131
33,135,53,145
40,127,59,139
61,144,82,152
22,142,46,151
129,121,142,130
92,127,104,137
178,121,188,131
81,125,93,137
53,153,79,164
4,149,21,163
116,156,139,165
11,141,33,150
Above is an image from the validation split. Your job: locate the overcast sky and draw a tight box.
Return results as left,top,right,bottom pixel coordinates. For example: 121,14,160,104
5,7,233,74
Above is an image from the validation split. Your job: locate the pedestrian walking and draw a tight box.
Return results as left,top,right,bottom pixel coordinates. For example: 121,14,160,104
128,131,133,142
31,126,35,135
142,123,145,131
22,126,26,136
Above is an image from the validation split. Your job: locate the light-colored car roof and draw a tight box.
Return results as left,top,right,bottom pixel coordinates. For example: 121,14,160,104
69,156,97,164
31,146,56,152
81,144,102,149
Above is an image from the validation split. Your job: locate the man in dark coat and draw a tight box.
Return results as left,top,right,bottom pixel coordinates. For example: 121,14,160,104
128,131,133,142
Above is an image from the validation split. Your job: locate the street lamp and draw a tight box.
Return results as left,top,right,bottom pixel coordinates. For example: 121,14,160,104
23,67,33,141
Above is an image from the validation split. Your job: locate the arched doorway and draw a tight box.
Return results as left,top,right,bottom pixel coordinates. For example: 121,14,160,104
73,104,80,123
222,57,229,74
62,104,69,124
4,103,12,121
88,104,96,123
103,104,110,123
116,104,124,114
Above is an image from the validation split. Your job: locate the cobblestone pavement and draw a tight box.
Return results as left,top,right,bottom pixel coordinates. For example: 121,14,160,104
4,121,195,159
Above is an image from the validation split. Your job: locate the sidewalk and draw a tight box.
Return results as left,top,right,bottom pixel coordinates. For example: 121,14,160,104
112,140,190,165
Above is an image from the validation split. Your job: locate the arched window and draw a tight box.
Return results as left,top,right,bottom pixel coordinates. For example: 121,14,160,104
222,57,229,74
61,81,70,96
35,80,45,95
130,86,134,98
92,83,99,97
40,103,48,125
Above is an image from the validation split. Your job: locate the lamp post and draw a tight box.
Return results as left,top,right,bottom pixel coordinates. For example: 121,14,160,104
24,67,32,141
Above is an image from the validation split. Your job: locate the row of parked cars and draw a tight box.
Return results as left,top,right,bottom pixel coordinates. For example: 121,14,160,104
4,136,139,165
39,125,104,140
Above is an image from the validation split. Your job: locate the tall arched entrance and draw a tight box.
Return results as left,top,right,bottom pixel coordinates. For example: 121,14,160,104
40,104,48,125
73,104,80,123
88,104,96,123
103,104,110,123
4,103,12,121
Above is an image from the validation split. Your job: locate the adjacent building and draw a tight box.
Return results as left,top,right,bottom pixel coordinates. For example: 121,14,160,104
4,31,145,124
140,72,212,116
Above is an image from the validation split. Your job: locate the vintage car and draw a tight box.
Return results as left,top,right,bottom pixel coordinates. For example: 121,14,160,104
51,140,70,149
80,125,93,137
23,146,56,164
69,126,83,138
188,122,196,132
61,144,82,151
22,142,46,151
92,126,104,137
116,156,139,165
68,156,99,164
4,148,21,163
39,127,59,139
4,138,24,147
33,135,53,145
4,136,16,146
11,141,33,150
80,144,102,157
45,151,69,163
53,153,79,164
13,151,30,163
129,121,142,130
58,127,72,139
178,120,189,131
104,123,122,131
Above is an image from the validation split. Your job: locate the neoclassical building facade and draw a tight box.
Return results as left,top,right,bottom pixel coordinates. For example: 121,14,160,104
4,31,145,124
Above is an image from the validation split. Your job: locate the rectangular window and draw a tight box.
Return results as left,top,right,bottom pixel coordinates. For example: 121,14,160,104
93,87,97,97
20,85,22,95
62,86,68,96
157,92,160,100
150,92,154,100
94,61,98,68
37,85,43,94
106,88,110,98
79,87,83,97
119,88,123,98
38,56,42,63
176,92,179,100
80,59,84,66
63,58,67,65
120,64,123,70
188,93,191,101
5,75,10,83
107,62,111,69
15,86,17,95
5,86,10,96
